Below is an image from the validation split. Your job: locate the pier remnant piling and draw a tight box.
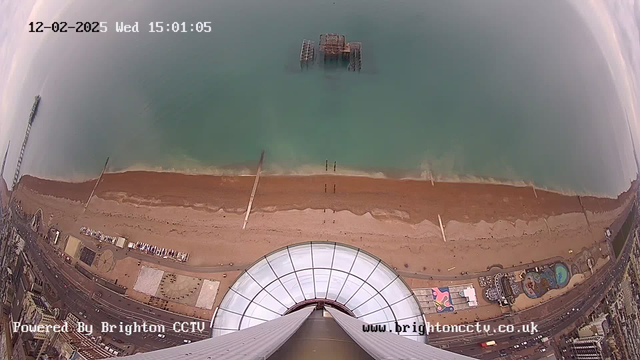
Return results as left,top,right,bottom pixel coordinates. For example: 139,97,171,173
347,42,362,71
298,34,362,71
300,39,315,68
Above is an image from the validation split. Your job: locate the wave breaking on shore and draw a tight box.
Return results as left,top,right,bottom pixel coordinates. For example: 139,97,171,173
21,161,626,200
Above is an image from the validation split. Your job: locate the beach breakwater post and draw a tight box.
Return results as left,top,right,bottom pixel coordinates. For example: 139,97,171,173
242,151,265,230
83,157,110,214
438,214,447,242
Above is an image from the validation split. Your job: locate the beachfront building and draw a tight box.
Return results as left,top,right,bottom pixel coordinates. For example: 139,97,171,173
578,313,609,338
568,336,606,360
19,291,56,359
50,324,114,359
30,208,42,233
414,284,478,314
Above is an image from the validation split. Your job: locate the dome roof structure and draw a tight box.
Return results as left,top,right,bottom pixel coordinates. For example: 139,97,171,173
212,242,426,342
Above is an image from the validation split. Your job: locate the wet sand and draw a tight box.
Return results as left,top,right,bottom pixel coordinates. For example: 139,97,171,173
18,172,633,224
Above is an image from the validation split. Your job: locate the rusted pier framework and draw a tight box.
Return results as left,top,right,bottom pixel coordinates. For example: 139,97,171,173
347,42,362,71
299,34,362,71
319,33,347,59
299,39,315,67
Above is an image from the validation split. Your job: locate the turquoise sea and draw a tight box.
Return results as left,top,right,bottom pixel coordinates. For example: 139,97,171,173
3,0,638,197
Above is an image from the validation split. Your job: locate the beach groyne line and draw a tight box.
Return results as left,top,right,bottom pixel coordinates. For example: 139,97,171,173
243,151,265,230
438,214,447,242
84,157,109,213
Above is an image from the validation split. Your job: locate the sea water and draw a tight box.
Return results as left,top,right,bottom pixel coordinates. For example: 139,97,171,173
4,0,637,197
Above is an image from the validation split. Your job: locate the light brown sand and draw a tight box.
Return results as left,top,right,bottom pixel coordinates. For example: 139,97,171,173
13,173,635,276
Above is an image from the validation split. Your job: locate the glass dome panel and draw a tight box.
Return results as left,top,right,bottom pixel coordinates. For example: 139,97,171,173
345,282,377,309
266,249,294,276
311,242,335,268
358,305,395,324
350,253,379,281
297,269,315,299
247,258,277,287
326,270,348,300
280,273,305,303
265,280,296,308
289,244,313,270
213,242,425,342
336,275,364,304
332,246,358,272
231,272,261,299
314,269,331,298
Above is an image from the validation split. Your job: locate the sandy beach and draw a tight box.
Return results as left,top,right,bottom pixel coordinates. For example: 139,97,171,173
13,172,635,274
7,171,634,324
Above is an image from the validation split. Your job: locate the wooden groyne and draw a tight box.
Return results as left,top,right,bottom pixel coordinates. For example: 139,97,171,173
84,157,110,213
243,151,265,230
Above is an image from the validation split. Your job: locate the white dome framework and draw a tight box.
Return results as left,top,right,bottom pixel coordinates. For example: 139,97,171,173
213,242,426,342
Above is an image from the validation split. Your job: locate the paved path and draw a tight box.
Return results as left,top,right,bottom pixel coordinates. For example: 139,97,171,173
430,214,637,359
396,256,567,282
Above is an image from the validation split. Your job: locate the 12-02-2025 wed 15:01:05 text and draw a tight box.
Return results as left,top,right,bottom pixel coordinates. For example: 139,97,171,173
28,21,213,33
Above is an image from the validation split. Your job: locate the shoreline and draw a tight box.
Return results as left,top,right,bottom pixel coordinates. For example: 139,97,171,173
16,172,635,223
13,175,630,272
23,164,632,199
